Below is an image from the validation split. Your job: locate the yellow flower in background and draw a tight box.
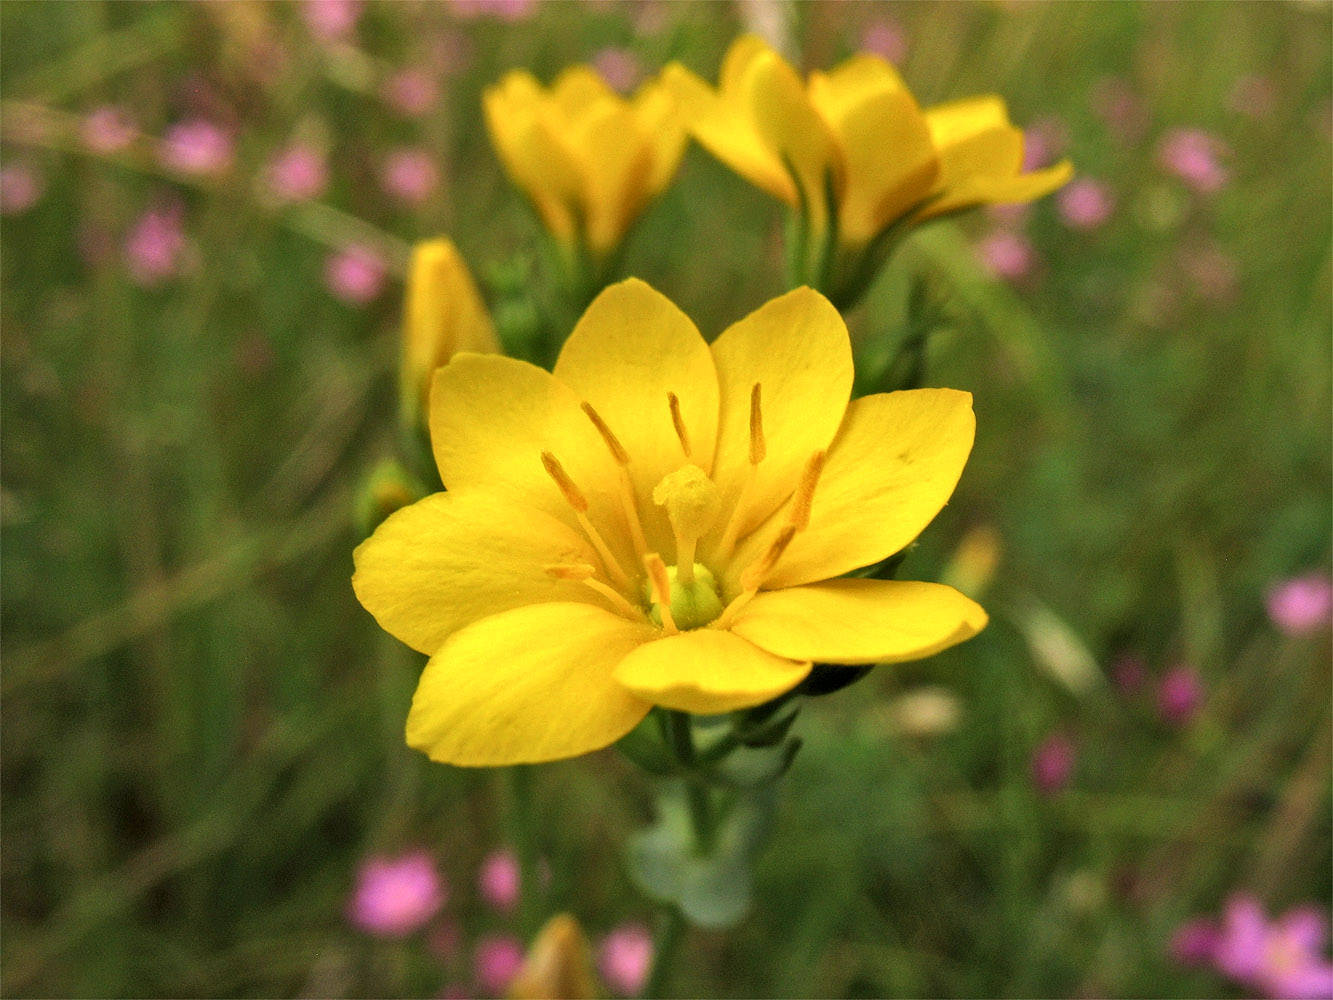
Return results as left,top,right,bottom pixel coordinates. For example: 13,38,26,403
506,914,599,1000
665,36,1072,247
402,238,499,425
353,279,986,766
484,66,687,258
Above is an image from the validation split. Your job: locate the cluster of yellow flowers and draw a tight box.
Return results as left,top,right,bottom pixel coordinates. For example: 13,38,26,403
356,36,1070,768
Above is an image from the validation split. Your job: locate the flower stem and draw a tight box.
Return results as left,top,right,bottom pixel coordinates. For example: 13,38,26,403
640,905,686,999
509,764,541,938
664,711,717,855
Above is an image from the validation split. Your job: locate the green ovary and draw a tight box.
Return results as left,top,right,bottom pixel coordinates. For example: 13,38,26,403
648,563,725,630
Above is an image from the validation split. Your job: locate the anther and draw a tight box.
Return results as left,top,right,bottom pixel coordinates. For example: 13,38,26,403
581,402,630,466
541,452,588,513
545,563,596,580
667,392,692,458
739,524,796,593
748,382,766,466
644,552,679,633
787,450,825,532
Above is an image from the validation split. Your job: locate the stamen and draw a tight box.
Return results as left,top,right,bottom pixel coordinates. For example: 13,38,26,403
581,402,649,558
545,564,643,621
541,450,632,590
667,392,691,457
787,450,826,532
714,525,798,630
643,552,678,634
748,382,766,466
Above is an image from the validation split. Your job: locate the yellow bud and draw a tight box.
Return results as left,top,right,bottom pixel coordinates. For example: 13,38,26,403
506,913,600,1000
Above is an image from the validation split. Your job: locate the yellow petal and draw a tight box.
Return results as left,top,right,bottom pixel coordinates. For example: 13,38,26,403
809,57,938,243
429,354,630,556
633,78,689,196
740,49,844,231
662,62,796,204
924,158,1074,220
402,238,498,419
719,34,775,97
352,491,601,655
570,101,654,255
751,388,976,589
613,628,810,714
730,577,987,664
483,73,581,245
553,279,719,550
507,914,599,1000
705,288,853,554
550,64,616,120
407,603,655,766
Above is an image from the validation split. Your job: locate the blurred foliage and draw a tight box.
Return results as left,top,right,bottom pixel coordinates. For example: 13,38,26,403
1,1,1330,997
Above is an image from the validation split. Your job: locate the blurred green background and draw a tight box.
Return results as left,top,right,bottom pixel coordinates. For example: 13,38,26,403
2,1,1330,997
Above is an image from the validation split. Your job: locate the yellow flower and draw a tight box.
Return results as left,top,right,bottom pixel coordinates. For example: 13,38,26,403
664,36,1073,247
353,279,986,766
506,914,599,1000
402,238,499,425
484,65,687,258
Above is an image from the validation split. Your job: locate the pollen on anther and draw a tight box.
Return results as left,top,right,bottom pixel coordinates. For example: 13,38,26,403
788,450,826,532
581,402,630,466
545,563,596,581
749,382,766,465
644,552,678,633
667,392,691,457
540,452,589,513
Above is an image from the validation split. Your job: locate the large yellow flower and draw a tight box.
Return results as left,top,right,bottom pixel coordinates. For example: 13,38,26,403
353,279,986,766
484,66,687,258
665,36,1073,246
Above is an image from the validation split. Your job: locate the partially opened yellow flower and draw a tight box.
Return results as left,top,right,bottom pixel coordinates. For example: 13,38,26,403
484,66,687,258
353,279,986,766
665,36,1072,247
401,238,499,426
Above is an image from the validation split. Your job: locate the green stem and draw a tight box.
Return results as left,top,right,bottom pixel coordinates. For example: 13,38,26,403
665,711,717,854
640,905,686,999
508,764,541,938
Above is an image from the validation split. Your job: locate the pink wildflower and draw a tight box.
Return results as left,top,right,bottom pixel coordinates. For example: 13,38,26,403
324,244,386,304
124,201,186,287
477,848,520,912
591,48,642,94
1158,128,1230,193
1030,733,1075,796
1266,573,1333,636
160,119,234,176
264,143,328,203
1214,895,1333,1000
302,0,362,43
0,163,42,216
598,923,654,997
81,106,136,154
860,18,908,64
1058,177,1114,230
382,68,439,117
380,148,438,204
474,934,525,995
450,0,538,20
346,851,446,938
1091,76,1147,143
976,230,1036,282
1170,917,1222,967
1157,664,1204,726
1021,116,1067,172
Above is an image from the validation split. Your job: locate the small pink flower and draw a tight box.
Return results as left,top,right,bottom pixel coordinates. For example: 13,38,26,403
346,851,446,938
598,923,654,997
302,0,362,43
1158,128,1230,193
1170,917,1221,967
1058,178,1114,230
591,48,642,94
324,244,386,304
1021,116,1067,172
1030,733,1075,796
380,148,439,205
450,0,538,20
264,143,328,203
1157,664,1204,726
124,201,186,287
1214,895,1333,1000
382,68,439,117
1266,573,1333,636
81,106,136,154
976,230,1036,282
474,934,525,995
0,163,43,216
1091,76,1147,143
477,848,520,912
1110,655,1147,696
160,119,234,176
861,18,907,65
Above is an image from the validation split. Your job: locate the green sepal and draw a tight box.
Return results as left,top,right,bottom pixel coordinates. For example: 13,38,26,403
713,736,803,789
615,715,682,777
733,702,801,748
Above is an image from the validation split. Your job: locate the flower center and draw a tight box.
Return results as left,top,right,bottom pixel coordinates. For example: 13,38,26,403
645,561,725,630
